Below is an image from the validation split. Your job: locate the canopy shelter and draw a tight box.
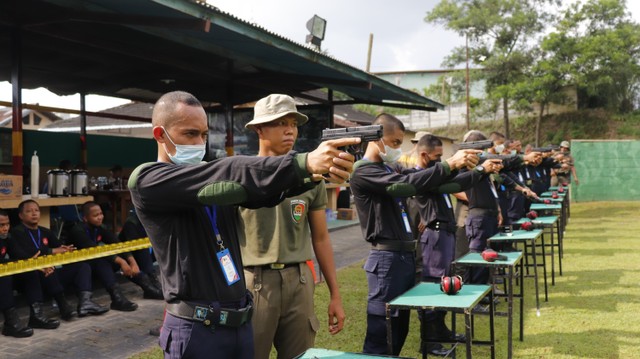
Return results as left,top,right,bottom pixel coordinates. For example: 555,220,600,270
0,0,443,173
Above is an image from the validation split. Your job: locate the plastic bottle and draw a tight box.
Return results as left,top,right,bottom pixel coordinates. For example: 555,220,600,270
31,151,39,198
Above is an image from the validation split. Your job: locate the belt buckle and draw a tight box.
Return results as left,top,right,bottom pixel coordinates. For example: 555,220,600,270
193,305,210,325
269,263,285,270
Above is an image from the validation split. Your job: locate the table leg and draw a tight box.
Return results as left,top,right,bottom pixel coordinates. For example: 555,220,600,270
530,238,540,316
507,265,514,359
465,313,473,359
548,225,555,286
489,291,495,359
386,305,393,355
556,219,563,274
519,257,524,341
540,233,548,302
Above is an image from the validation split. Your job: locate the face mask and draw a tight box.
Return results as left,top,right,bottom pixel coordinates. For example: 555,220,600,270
427,159,440,168
510,150,517,155
379,140,402,163
0,233,7,239
494,144,505,154
161,126,206,165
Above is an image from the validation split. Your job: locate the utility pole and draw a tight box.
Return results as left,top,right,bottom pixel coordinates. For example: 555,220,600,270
465,33,470,130
366,33,373,72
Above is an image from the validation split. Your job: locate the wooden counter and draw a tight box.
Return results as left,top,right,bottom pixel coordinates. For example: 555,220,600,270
0,194,93,228
325,182,349,211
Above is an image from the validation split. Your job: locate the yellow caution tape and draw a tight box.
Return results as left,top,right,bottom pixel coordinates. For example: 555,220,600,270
0,238,152,277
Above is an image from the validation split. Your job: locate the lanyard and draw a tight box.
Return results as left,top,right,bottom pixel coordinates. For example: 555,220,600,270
384,165,412,234
85,225,98,244
25,225,41,249
204,205,225,251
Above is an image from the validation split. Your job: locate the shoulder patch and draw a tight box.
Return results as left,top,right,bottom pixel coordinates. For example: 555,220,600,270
290,199,306,224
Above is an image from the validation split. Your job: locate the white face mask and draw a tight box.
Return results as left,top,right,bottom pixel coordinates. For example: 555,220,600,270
379,140,402,163
161,126,206,165
494,144,505,154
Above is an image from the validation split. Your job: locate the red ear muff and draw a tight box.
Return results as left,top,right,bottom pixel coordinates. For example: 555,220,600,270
481,249,508,262
520,221,534,231
440,275,463,295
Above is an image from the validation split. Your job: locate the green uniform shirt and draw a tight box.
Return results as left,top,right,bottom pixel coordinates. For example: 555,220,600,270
239,182,327,265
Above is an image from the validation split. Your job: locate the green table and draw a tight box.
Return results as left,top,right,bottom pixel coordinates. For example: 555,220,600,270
488,229,546,315
515,215,562,284
295,348,412,358
541,189,571,224
386,283,495,359
454,252,524,359
540,191,566,197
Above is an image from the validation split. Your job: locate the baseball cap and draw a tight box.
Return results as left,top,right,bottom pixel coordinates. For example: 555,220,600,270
245,94,309,128
560,141,570,148
411,131,432,143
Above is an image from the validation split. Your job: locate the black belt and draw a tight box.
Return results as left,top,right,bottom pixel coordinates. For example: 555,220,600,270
469,208,498,217
426,221,456,233
245,263,298,271
166,301,253,328
371,240,416,252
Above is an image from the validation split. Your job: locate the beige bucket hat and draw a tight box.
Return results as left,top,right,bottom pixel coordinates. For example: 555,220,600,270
411,130,432,143
245,94,309,128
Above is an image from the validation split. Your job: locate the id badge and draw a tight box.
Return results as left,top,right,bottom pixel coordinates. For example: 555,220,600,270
443,194,452,209
401,212,412,233
216,249,240,286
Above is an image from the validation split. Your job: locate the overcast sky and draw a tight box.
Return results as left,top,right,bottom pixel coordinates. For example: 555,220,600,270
1,0,639,111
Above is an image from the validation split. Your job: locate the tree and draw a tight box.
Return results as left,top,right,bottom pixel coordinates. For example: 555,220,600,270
426,0,560,137
557,0,640,113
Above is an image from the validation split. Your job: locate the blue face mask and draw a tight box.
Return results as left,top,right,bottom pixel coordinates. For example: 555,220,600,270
161,127,206,165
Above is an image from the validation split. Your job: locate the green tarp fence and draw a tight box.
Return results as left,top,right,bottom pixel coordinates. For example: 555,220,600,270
572,140,640,202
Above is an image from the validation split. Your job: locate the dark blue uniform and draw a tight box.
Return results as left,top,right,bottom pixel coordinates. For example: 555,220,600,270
9,224,94,297
351,159,452,355
129,152,319,359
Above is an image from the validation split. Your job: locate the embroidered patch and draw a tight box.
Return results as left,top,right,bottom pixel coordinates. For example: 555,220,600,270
290,200,306,224
97,235,102,242
43,238,48,246
1,246,5,256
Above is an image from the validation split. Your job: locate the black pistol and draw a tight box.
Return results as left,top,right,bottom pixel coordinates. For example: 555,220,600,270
320,125,383,157
531,145,560,153
455,139,494,150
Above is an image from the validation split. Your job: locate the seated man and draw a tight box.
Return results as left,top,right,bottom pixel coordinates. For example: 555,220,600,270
68,201,161,305
1,209,33,338
118,209,161,293
9,200,109,322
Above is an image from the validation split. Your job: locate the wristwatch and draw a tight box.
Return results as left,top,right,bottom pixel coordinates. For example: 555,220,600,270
474,165,485,174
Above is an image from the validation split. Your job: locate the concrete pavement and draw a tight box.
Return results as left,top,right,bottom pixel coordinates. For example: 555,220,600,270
0,221,368,358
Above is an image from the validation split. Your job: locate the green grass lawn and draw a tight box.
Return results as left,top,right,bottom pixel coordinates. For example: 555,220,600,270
132,201,640,359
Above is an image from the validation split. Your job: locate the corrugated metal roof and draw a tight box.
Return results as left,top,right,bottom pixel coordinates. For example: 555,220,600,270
0,0,443,111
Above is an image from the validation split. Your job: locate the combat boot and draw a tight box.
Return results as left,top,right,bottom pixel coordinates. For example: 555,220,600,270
77,291,109,317
436,311,466,341
107,284,138,311
53,292,76,321
130,273,163,300
28,302,60,329
2,307,33,338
